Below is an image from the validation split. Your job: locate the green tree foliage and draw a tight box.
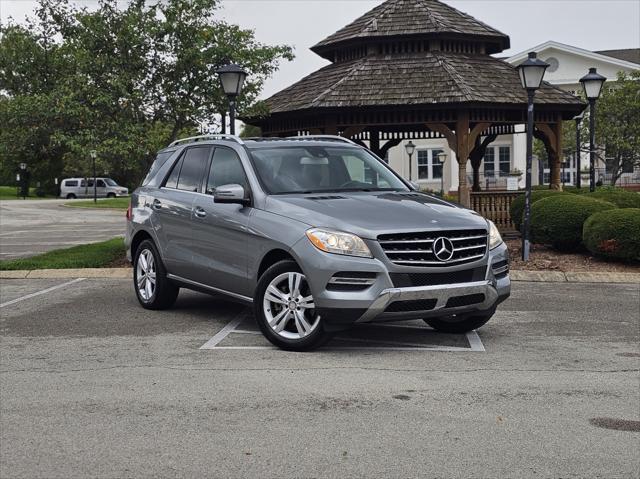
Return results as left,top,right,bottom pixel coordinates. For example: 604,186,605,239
595,71,640,186
0,0,293,189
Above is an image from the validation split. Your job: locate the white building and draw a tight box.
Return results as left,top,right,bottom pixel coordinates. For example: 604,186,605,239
386,42,639,193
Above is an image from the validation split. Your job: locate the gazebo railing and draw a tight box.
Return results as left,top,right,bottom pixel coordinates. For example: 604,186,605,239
470,191,523,233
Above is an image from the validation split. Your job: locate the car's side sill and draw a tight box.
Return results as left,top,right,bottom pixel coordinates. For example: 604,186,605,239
166,274,253,303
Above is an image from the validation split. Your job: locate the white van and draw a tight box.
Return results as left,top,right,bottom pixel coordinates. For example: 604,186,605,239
60,178,129,199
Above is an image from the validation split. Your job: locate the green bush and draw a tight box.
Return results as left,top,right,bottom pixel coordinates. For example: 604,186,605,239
584,190,640,209
583,209,640,262
510,190,570,231
530,195,617,250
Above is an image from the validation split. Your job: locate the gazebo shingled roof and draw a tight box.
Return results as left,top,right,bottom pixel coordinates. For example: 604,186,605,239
246,0,586,205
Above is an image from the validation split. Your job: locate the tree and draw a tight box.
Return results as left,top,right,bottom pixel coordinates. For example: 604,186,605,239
595,71,640,185
0,0,293,190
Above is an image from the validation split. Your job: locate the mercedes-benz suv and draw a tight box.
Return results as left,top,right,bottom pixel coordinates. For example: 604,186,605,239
126,135,510,351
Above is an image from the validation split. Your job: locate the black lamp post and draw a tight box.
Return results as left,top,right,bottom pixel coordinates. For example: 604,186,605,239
216,63,247,136
404,141,416,182
573,111,584,188
90,150,97,203
437,152,447,197
579,67,606,192
517,52,549,262
18,162,28,199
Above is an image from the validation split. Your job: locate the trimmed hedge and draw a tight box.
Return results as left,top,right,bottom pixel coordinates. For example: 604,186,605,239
510,190,569,231
530,195,616,250
583,208,640,261
584,190,640,209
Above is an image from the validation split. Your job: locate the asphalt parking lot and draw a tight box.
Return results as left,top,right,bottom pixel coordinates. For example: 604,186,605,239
0,199,125,259
1,278,639,478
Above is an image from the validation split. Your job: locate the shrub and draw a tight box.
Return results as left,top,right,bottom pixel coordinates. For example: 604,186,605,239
583,208,640,261
510,190,570,231
530,195,616,250
584,190,640,209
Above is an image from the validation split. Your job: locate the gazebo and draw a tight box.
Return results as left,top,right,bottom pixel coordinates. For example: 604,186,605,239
246,0,585,206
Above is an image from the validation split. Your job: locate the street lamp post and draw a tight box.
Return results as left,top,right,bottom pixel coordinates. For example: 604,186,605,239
517,52,549,262
404,141,416,183
18,162,27,199
90,150,97,203
573,111,584,188
579,68,606,192
437,152,447,197
216,64,248,136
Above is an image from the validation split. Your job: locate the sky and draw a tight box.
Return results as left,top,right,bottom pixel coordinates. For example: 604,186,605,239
1,0,639,99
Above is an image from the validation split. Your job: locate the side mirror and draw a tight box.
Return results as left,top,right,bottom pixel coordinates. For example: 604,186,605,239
213,184,249,205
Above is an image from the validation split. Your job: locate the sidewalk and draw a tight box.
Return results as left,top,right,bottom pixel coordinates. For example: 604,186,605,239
1,268,638,283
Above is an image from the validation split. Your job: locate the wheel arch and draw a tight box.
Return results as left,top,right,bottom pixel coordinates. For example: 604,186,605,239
257,249,296,280
131,230,155,259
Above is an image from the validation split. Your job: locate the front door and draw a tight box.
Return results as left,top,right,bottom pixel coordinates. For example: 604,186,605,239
151,146,211,278
190,146,251,297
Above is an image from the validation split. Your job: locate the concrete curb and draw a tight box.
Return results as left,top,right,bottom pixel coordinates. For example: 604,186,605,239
1,268,638,283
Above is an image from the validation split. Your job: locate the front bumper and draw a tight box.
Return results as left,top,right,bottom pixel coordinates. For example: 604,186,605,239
290,236,511,330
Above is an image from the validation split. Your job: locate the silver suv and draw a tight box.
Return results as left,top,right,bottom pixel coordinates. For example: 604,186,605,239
126,135,510,351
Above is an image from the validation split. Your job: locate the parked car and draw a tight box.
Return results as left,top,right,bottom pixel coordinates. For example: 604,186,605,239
126,135,510,351
60,177,129,199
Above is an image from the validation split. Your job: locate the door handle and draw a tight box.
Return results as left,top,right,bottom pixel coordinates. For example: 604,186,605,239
194,207,207,218
152,199,162,210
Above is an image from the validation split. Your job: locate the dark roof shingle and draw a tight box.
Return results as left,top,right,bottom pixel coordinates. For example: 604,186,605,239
595,48,640,65
312,0,510,57
264,52,584,114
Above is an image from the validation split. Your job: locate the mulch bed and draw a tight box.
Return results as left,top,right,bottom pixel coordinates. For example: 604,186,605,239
506,239,640,273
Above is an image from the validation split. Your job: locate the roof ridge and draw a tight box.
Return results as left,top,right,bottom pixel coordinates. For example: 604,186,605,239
433,51,475,102
310,60,367,107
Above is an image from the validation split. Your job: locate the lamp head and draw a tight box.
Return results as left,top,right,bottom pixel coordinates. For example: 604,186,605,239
579,67,607,100
216,63,248,98
517,52,549,91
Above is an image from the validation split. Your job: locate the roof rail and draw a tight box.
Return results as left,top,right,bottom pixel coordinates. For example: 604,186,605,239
168,134,245,147
287,135,356,145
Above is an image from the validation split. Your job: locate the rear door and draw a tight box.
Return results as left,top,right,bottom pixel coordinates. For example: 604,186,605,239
95,179,107,197
152,146,211,278
190,146,251,296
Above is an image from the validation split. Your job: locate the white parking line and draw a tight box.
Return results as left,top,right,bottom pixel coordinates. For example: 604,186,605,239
200,314,486,352
0,278,86,308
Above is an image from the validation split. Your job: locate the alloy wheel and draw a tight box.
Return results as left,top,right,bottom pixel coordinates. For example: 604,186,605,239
136,249,157,301
262,272,320,340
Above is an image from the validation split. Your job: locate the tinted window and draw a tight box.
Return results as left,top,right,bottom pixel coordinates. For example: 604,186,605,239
104,178,118,186
142,151,174,186
80,180,87,187
164,156,183,189
96,180,106,187
65,180,78,187
206,148,247,194
177,147,211,192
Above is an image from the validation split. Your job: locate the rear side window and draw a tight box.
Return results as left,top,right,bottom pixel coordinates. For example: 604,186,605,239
163,146,212,192
142,151,174,186
64,180,78,187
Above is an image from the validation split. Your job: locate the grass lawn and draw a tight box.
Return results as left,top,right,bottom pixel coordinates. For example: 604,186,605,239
0,238,126,270
0,186,55,200
65,197,130,210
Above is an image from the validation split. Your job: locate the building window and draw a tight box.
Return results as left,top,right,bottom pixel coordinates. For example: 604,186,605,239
417,149,444,180
483,146,511,178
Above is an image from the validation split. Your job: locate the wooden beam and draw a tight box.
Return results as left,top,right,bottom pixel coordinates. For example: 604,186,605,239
342,126,365,139
469,122,492,147
469,133,497,192
380,138,402,159
425,123,457,152
534,122,562,190
456,111,471,207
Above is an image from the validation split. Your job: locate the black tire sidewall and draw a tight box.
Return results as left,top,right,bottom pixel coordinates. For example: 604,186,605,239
133,239,178,310
424,312,494,334
254,260,331,351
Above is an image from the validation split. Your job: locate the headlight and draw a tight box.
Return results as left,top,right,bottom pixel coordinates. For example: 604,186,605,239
306,228,372,258
488,220,503,249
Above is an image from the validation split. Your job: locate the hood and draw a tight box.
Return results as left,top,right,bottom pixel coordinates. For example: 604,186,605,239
265,191,488,239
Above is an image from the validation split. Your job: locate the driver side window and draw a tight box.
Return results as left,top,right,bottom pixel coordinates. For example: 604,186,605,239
206,147,248,194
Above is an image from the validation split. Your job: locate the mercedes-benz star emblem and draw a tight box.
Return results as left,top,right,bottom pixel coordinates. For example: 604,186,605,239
433,237,454,262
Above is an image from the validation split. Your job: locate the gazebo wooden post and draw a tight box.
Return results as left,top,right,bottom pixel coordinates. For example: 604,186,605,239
551,117,563,190
535,121,563,191
456,111,471,207
369,128,381,158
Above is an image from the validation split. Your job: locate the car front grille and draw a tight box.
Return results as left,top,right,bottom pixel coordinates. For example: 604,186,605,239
378,229,488,267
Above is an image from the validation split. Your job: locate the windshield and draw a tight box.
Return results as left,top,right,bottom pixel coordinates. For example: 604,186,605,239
250,146,408,194
104,178,118,186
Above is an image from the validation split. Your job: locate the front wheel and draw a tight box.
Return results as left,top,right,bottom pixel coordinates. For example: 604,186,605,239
423,312,494,334
133,239,179,310
107,192,116,198
254,260,332,351
66,193,76,199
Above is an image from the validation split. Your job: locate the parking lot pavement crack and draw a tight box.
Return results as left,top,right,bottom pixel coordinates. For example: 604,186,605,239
1,366,639,374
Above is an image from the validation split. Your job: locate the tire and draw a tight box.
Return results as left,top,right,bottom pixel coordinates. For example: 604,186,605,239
66,193,76,199
424,312,494,334
254,260,333,351
107,193,116,198
133,239,179,310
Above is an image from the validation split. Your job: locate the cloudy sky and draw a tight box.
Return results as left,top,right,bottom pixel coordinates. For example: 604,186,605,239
1,0,638,99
